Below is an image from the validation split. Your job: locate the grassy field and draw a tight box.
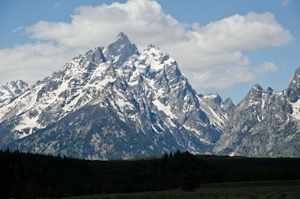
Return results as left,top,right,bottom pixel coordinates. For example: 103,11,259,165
61,180,300,199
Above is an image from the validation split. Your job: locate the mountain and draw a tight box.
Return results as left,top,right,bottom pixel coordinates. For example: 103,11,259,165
199,93,234,115
213,68,300,157
2,33,298,159
0,80,28,104
0,33,230,160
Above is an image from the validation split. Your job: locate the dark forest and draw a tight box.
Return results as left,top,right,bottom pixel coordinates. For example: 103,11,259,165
1,148,300,199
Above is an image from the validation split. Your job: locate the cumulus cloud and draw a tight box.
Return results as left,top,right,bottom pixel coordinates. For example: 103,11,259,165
1,0,294,94
181,61,279,92
183,65,257,92
162,11,292,91
0,42,85,86
26,0,187,48
190,12,292,51
166,11,292,63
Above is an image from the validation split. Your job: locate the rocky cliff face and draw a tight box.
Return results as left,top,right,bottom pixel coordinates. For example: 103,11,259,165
213,69,300,157
0,33,230,160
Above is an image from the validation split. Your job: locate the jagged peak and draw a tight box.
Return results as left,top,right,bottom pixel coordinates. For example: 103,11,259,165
242,83,265,104
288,67,300,88
221,97,235,112
223,98,234,107
143,44,163,57
115,32,127,41
84,49,93,55
252,83,263,91
0,80,29,103
94,46,102,52
286,67,300,102
224,97,233,104
83,46,106,64
104,32,139,67
145,44,163,53
1,80,28,90
203,93,222,106
147,44,158,49
267,87,274,92
294,67,300,75
111,32,130,45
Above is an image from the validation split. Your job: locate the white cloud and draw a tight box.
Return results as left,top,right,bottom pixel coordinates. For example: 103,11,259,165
281,0,294,6
0,42,85,86
188,12,292,52
165,11,293,60
162,11,292,92
26,0,187,48
183,65,257,92
181,62,279,92
1,0,294,94
253,62,279,75
12,27,23,33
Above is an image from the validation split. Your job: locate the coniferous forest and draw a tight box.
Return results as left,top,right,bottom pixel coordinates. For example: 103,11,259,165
1,148,300,199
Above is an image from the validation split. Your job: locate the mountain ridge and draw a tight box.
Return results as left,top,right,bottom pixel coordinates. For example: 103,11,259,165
0,33,231,160
1,32,300,159
212,69,300,157
0,80,29,104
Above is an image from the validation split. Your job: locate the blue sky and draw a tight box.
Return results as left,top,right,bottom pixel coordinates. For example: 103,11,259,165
0,0,299,104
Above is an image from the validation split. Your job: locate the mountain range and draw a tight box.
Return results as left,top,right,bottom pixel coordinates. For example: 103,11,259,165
212,69,300,157
0,33,299,159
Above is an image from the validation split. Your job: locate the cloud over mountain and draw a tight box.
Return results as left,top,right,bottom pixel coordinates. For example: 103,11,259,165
0,0,294,94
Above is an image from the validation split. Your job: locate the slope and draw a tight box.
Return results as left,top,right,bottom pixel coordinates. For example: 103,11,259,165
0,33,230,159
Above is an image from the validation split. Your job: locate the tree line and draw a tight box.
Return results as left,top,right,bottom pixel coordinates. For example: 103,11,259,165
1,148,300,199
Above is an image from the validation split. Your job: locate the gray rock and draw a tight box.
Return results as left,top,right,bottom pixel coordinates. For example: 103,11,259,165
0,33,227,160
213,69,300,157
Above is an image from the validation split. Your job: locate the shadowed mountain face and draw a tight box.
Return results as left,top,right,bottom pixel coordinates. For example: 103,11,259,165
0,33,230,160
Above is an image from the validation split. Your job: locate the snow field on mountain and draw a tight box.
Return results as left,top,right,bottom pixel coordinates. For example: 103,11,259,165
0,33,235,159
290,99,300,120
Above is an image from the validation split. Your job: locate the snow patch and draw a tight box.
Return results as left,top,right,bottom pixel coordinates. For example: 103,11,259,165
152,125,161,134
257,115,261,122
203,93,218,99
290,99,300,120
14,114,45,138
153,99,176,119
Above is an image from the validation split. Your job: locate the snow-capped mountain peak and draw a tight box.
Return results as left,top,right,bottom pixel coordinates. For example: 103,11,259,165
0,33,229,160
104,32,139,67
0,80,29,103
